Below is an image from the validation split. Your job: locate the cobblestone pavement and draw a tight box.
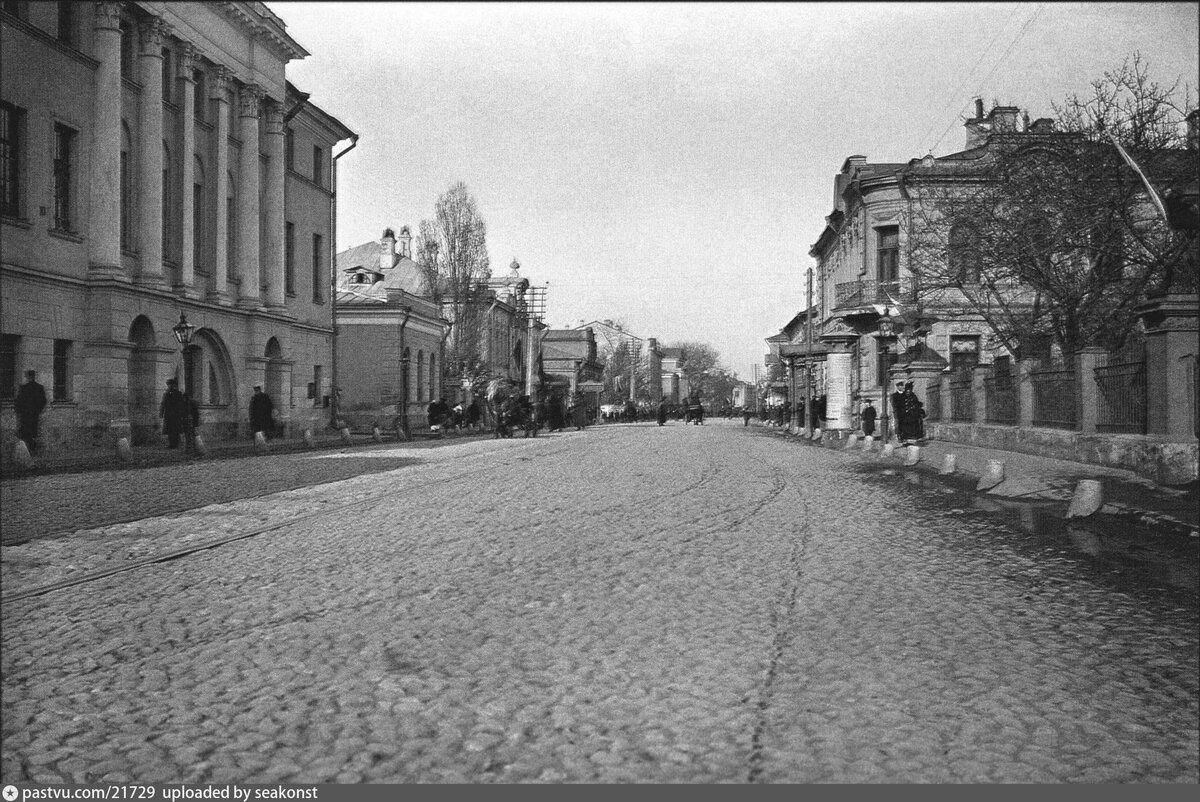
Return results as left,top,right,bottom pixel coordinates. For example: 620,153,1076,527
2,422,1197,783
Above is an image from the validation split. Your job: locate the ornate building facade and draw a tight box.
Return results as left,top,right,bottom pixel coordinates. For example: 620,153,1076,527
1,1,355,457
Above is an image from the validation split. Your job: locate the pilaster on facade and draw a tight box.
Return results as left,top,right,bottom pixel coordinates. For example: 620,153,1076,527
175,43,200,297
208,65,234,305
134,16,170,289
262,102,287,310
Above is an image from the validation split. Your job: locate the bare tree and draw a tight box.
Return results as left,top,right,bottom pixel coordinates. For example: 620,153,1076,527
415,182,493,376
908,54,1196,356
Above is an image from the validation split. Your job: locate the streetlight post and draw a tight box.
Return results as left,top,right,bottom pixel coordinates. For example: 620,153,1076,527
171,312,196,454
876,307,896,442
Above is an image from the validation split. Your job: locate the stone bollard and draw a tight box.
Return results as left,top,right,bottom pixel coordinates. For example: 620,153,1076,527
303,428,314,447
861,434,874,451
372,426,383,443
881,442,895,458
193,434,208,457
254,431,270,453
939,453,957,475
339,426,353,445
1066,479,1103,519
394,424,409,442
976,459,1006,491
115,437,133,463
13,439,34,469
845,433,859,449
811,427,821,440
903,445,921,466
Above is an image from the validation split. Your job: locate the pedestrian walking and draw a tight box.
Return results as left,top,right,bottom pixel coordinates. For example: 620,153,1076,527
159,379,188,448
861,399,876,437
657,398,669,426
898,381,926,444
14,370,48,453
889,381,905,441
742,406,751,427
249,385,275,439
465,399,482,431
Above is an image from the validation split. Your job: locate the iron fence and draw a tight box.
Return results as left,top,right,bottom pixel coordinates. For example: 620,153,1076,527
925,382,941,422
834,277,919,308
1094,343,1146,434
949,371,974,422
984,374,1017,424
1031,362,1077,429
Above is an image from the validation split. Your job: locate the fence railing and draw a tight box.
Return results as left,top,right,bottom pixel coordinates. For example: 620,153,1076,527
1094,343,1146,434
925,382,941,422
834,277,919,308
984,374,1017,424
949,372,974,422
1030,363,1077,429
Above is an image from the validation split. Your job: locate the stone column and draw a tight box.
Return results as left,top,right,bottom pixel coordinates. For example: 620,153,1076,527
236,84,263,308
939,371,952,422
1138,294,1200,438
88,2,124,278
971,362,992,424
208,66,232,304
1017,358,1035,427
135,16,168,287
1074,347,1106,434
262,101,286,309
175,44,198,296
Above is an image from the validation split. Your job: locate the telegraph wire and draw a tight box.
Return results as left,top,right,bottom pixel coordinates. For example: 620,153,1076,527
921,2,1047,157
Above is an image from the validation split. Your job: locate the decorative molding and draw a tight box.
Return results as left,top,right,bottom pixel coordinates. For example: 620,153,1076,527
210,65,234,99
94,2,123,32
264,103,285,135
177,42,200,77
238,84,264,118
138,17,170,54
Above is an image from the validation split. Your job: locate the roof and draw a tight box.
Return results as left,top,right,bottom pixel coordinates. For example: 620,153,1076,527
335,239,433,298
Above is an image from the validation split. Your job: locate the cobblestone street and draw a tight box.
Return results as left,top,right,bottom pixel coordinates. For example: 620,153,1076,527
2,422,1197,783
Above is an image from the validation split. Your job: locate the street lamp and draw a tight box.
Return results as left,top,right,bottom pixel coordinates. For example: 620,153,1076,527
876,306,897,442
171,312,196,453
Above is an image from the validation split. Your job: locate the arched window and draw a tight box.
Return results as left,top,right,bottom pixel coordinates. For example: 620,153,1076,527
193,155,206,271
416,351,425,402
120,121,133,251
948,224,979,285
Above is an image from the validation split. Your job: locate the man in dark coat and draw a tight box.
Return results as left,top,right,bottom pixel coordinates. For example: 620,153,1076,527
890,381,906,441
14,370,48,453
899,381,925,443
861,399,877,437
160,379,188,448
657,398,669,426
250,385,275,438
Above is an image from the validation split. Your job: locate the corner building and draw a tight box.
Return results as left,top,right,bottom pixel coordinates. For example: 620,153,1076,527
0,2,355,456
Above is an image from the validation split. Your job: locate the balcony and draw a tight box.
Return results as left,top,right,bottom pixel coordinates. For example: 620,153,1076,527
834,277,919,309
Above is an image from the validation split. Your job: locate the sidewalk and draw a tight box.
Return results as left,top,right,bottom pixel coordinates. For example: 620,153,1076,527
0,427,484,480
766,424,1199,538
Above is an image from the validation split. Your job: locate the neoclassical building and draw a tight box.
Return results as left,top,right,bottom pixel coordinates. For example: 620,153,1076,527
1,1,355,457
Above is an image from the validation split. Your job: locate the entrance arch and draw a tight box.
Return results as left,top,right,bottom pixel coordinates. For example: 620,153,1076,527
127,316,159,445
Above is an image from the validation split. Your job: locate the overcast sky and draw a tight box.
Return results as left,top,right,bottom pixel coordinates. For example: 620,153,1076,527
269,2,1198,380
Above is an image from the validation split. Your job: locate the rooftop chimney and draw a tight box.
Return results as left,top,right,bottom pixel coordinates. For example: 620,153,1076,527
380,228,396,271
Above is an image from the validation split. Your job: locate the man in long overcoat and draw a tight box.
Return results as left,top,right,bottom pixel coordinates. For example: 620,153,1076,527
250,385,275,438
14,370,48,453
160,379,188,448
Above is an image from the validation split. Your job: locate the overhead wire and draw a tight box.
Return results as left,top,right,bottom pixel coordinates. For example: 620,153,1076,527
922,2,1047,157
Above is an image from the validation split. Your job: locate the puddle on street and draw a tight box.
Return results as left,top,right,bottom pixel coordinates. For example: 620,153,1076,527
855,464,1199,614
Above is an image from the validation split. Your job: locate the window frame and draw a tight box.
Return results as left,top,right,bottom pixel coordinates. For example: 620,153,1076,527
1,100,23,219
311,232,324,303
52,121,76,232
52,339,70,401
876,225,900,284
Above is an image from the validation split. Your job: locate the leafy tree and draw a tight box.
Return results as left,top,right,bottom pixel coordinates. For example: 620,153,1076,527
664,341,737,407
600,339,646,404
415,182,493,375
907,54,1196,356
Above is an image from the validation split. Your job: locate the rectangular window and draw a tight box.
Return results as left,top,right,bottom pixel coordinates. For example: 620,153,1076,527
312,146,323,186
192,180,205,269
120,149,133,249
53,339,70,401
311,366,323,406
877,226,899,284
949,335,980,375
1,101,22,218
285,221,295,294
311,233,323,303
119,17,134,81
161,48,172,105
53,122,75,231
56,1,74,46
284,128,294,171
193,70,206,122
0,334,18,400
